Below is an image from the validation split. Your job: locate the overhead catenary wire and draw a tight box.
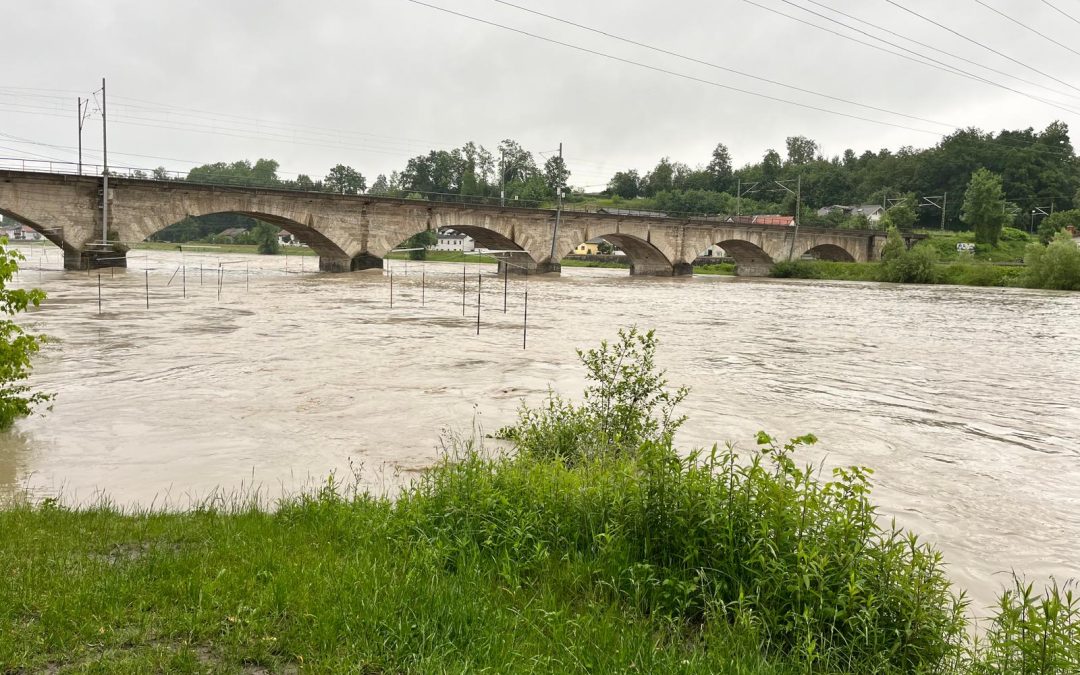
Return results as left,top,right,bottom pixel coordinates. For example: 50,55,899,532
973,0,1080,60
400,0,944,136
799,0,1080,107
492,0,956,129
747,0,1080,118
1041,0,1080,27
883,0,1080,96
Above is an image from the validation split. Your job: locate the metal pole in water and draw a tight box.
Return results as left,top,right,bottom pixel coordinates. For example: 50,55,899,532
97,273,101,314
422,269,426,307
461,263,466,316
183,265,186,299
390,268,394,308
200,263,203,286
522,289,528,350
503,263,508,313
476,272,481,335
145,270,149,309
217,268,223,302
246,263,250,292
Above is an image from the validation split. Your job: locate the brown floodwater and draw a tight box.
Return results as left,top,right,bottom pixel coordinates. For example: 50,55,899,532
1,242,1077,614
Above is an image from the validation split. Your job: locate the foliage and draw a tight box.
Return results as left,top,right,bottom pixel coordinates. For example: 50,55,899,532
499,327,687,463
401,229,438,260
770,260,825,278
252,222,280,255
1024,231,1080,290
880,241,939,284
1037,209,1080,244
880,226,907,261
880,194,917,230
999,226,1031,242
962,168,1010,246
972,577,1079,675
0,239,50,429
323,164,366,195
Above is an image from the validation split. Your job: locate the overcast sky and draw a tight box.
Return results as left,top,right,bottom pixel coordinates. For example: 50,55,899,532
3,0,1078,189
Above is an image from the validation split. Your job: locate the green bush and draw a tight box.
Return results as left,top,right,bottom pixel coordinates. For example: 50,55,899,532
936,263,1024,287
999,226,1030,242
498,327,687,462
769,260,824,278
880,242,938,283
1024,232,1080,290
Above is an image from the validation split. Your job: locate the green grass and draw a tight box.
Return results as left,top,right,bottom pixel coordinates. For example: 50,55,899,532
770,260,1027,287
694,262,737,275
384,250,499,264
919,230,1030,263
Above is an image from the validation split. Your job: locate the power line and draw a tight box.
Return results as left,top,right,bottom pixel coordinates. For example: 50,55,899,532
401,0,942,135
883,0,1080,95
492,0,955,129
800,0,1080,106
756,0,1080,118
974,0,1080,60
1041,0,1080,27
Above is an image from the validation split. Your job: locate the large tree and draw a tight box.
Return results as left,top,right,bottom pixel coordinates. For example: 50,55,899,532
324,164,366,195
961,168,1009,245
706,142,733,192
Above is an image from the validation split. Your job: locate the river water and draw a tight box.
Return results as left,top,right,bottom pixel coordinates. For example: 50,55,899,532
1,243,1077,613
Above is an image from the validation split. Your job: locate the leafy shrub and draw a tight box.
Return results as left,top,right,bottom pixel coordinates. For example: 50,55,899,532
498,327,687,462
936,263,1023,287
973,577,1079,674
1025,232,1080,290
769,260,824,278
0,239,51,429
999,226,1030,242
880,242,938,283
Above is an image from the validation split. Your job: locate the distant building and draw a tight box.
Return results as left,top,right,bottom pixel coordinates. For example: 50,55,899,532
218,227,248,241
277,229,299,246
573,237,614,255
816,204,885,224
597,207,668,218
1,225,42,241
434,230,475,252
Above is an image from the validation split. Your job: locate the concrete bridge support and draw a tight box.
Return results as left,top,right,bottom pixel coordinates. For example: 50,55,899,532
495,251,558,275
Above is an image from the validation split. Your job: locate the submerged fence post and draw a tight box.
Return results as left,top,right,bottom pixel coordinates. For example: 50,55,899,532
522,289,528,350
183,265,186,299
390,267,394,308
503,263,508,313
246,262,250,292
200,263,203,286
461,263,466,316
145,270,149,309
476,271,481,335
217,267,223,302
97,273,101,314
422,268,426,307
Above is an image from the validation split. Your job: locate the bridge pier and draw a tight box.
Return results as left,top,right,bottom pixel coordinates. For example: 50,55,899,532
319,253,384,273
65,247,127,271
496,253,559,276
629,261,692,277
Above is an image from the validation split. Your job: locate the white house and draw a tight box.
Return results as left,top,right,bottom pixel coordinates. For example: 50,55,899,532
817,204,885,224
434,230,475,252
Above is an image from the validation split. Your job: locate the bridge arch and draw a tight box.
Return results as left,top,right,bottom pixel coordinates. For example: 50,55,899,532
139,211,357,271
713,239,774,276
800,243,857,262
560,232,676,276
0,206,72,252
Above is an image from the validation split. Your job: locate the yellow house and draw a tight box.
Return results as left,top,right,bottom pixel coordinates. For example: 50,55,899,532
574,241,601,255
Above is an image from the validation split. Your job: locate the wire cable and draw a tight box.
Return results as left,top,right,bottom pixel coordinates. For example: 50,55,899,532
492,0,955,129
401,0,942,135
884,0,1080,95
1041,0,1080,27
759,0,1080,117
974,0,1080,60
800,0,1080,106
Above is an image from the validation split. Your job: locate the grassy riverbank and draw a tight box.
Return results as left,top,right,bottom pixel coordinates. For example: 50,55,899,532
2,330,1076,673
135,242,318,257
770,260,1028,287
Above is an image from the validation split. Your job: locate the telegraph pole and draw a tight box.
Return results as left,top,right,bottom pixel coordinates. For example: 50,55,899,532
100,77,109,244
549,142,563,262
77,97,87,176
500,148,506,207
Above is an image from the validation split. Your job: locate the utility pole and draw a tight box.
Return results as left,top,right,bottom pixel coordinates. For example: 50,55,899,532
736,178,741,216
774,176,801,260
77,97,90,176
100,77,109,244
918,194,948,231
549,142,563,263
499,148,506,207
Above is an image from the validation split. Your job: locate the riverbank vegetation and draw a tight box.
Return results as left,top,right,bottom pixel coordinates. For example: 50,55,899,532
2,329,1076,673
0,239,50,429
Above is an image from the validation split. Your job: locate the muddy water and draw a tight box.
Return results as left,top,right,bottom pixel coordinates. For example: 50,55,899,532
1,243,1077,613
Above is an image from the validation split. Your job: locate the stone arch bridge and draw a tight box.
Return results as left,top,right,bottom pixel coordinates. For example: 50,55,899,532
0,170,916,276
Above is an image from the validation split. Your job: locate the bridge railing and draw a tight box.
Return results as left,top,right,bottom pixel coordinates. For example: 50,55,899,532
0,157,892,233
